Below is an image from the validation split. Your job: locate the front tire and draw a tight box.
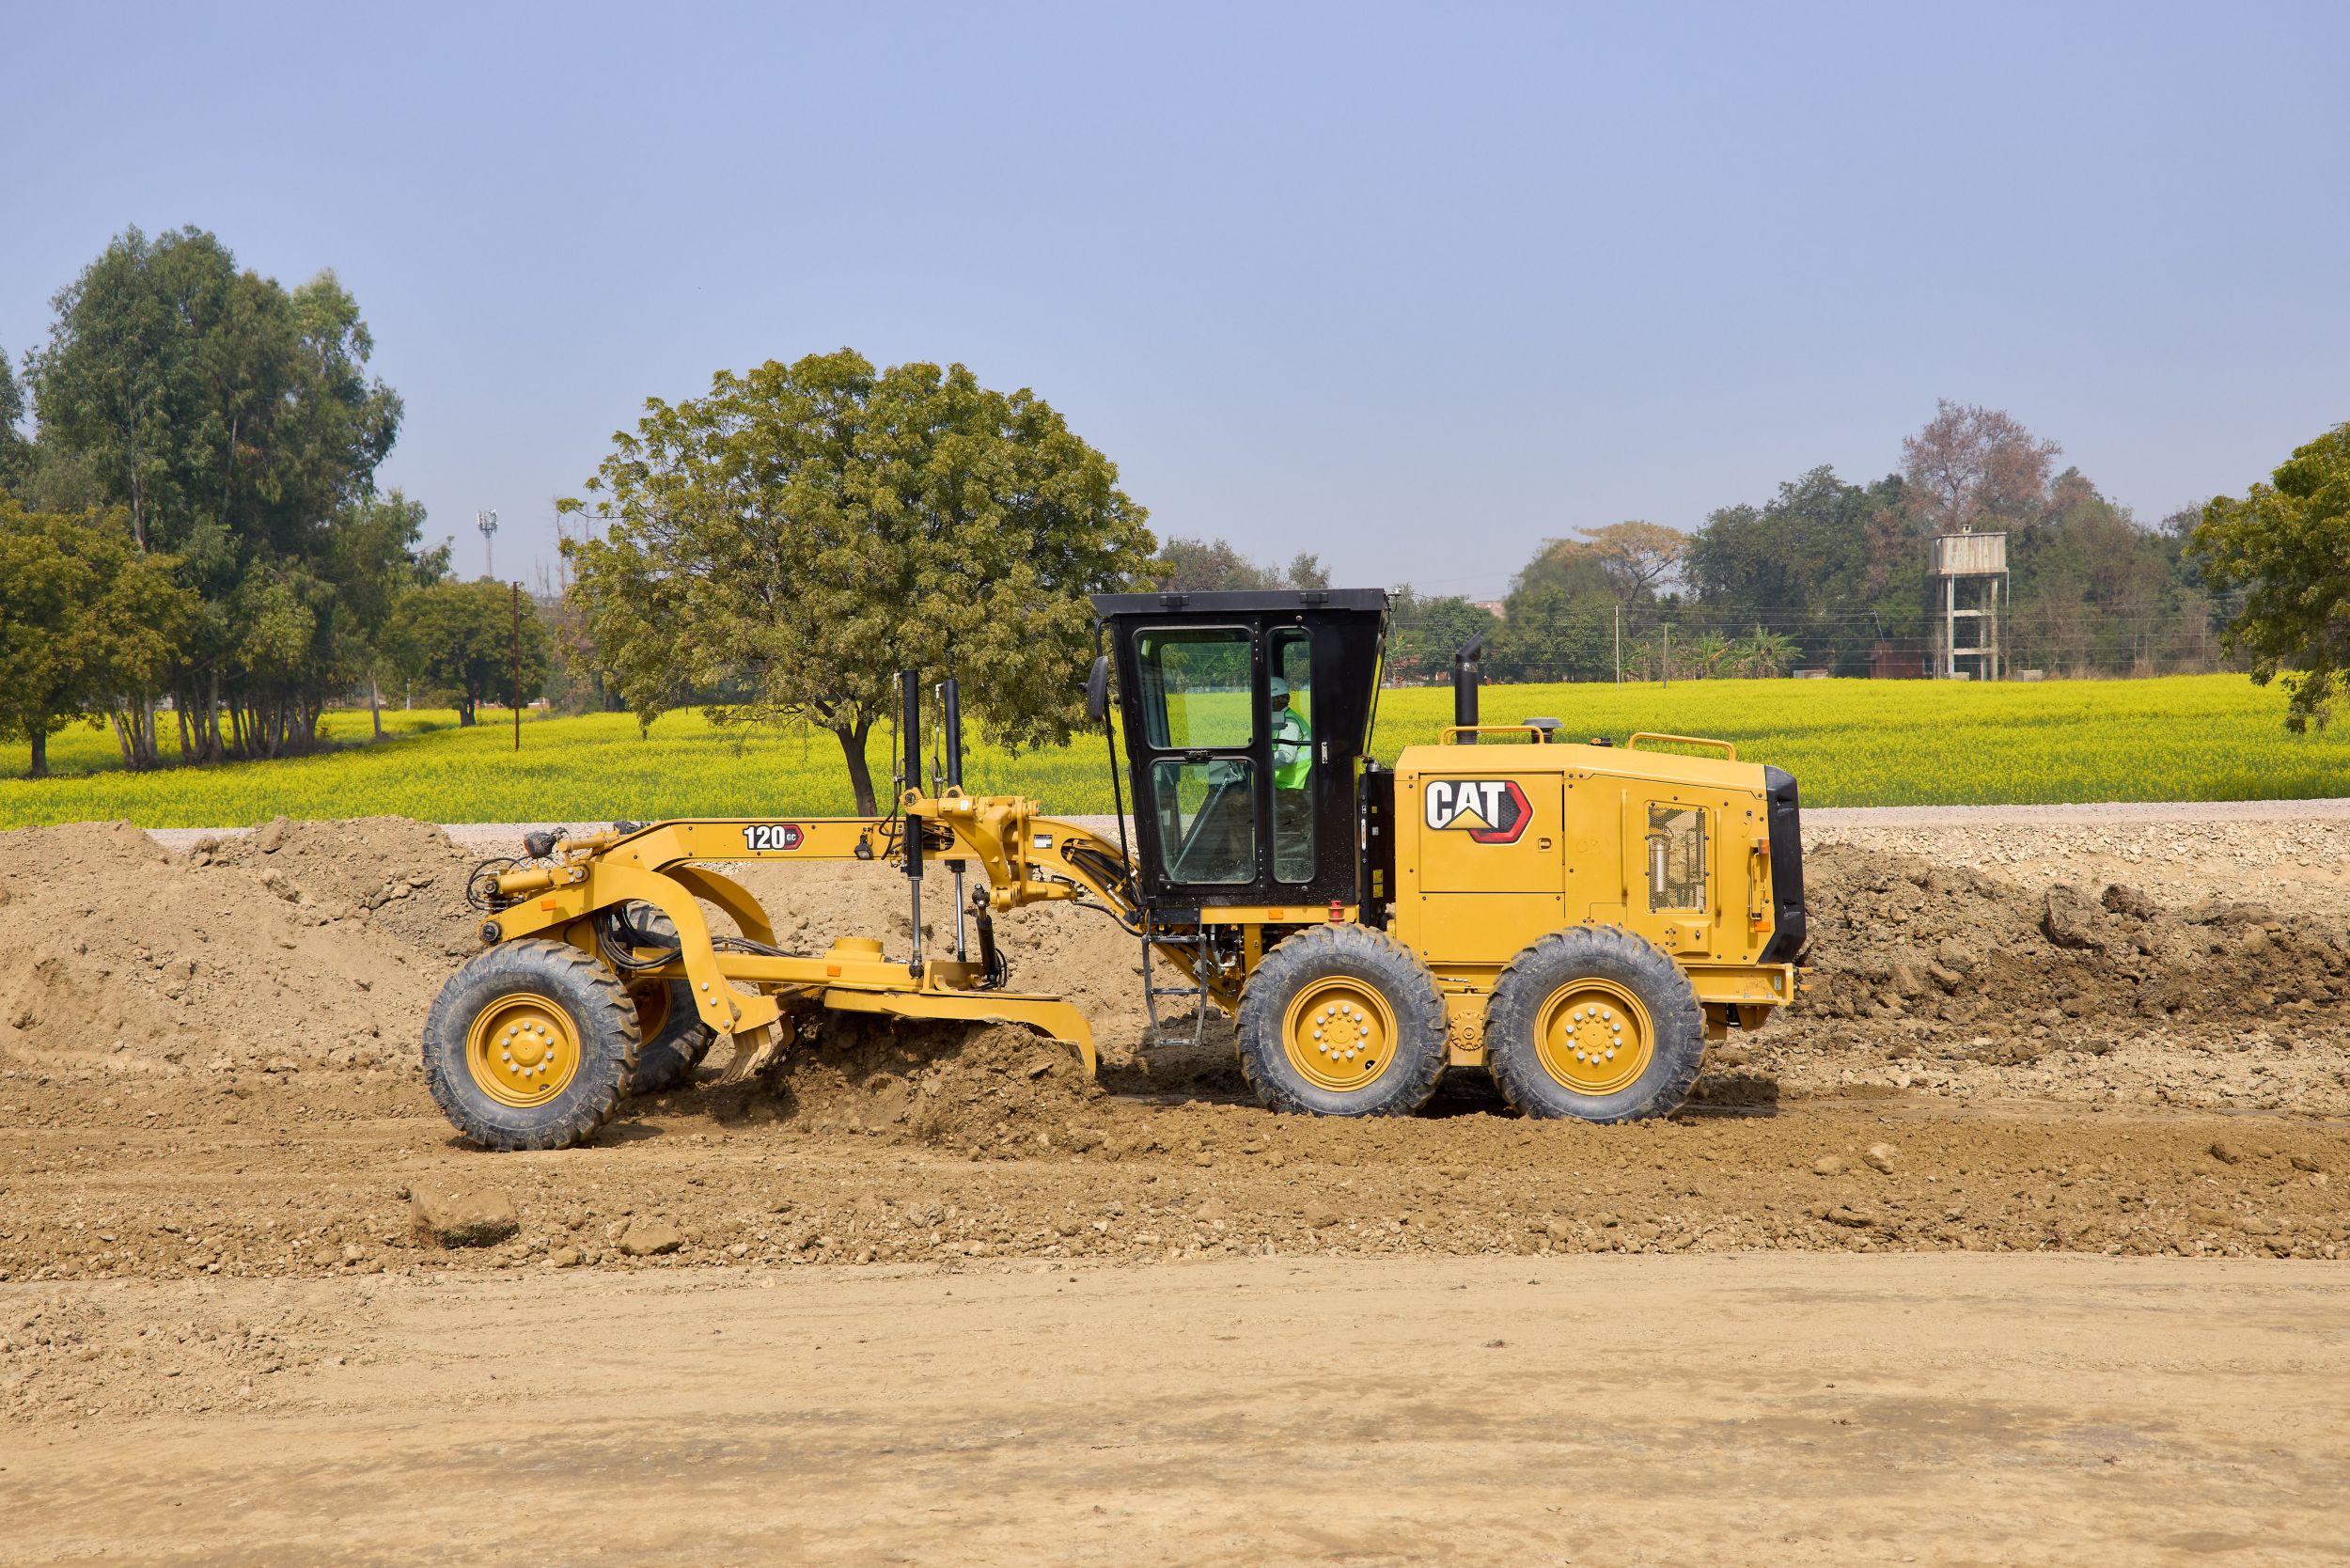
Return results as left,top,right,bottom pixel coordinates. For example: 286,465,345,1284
424,939,639,1151
1236,924,1449,1117
1483,926,1704,1122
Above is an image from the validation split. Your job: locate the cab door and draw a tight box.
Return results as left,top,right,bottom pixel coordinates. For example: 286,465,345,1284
1128,625,1261,894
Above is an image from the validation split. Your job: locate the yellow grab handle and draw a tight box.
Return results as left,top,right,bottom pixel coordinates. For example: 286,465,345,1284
1624,731,1737,760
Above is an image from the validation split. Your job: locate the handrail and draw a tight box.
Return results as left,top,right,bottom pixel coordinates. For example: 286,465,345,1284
1438,724,1552,745
1623,731,1737,760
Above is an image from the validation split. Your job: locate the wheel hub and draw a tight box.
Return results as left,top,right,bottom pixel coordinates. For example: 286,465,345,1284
633,981,670,1040
1282,979,1396,1093
466,994,583,1107
1533,980,1653,1097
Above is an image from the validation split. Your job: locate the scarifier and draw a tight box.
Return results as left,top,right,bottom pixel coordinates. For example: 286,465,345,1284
422,589,1806,1150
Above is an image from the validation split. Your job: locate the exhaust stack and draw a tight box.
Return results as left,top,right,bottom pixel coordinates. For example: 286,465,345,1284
1452,634,1486,745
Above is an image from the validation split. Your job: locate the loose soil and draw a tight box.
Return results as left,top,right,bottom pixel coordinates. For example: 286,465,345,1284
2,814,2345,1410
6,808,2348,1562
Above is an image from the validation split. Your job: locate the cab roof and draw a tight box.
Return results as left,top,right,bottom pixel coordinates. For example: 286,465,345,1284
1091,588,1391,617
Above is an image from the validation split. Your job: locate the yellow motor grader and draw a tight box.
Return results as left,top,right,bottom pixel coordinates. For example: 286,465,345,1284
424,589,1806,1150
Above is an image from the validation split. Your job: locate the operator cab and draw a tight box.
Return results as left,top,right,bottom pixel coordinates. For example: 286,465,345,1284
1090,589,1387,914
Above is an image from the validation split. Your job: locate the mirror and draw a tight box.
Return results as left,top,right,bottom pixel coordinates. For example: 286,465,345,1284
1085,654,1110,723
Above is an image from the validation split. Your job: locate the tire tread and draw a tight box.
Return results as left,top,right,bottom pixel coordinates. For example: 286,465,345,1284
1484,925,1705,1123
1235,924,1449,1117
422,938,640,1151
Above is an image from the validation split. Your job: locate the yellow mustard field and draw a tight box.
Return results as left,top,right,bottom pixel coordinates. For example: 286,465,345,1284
1,675,2342,827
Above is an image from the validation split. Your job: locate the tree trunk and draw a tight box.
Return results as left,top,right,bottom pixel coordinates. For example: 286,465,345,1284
458,698,476,727
369,672,384,740
27,729,47,779
833,719,878,816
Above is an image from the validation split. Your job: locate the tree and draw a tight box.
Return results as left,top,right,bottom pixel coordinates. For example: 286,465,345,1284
1576,521,1685,601
1386,588,1499,682
0,500,192,776
1152,537,1272,591
28,227,404,763
567,350,1153,812
331,492,444,737
1998,469,2177,675
385,580,552,726
1150,539,1334,593
2192,422,2350,730
1488,541,1622,682
0,345,31,494
1731,628,1798,678
1901,400,2061,538
1684,466,1906,673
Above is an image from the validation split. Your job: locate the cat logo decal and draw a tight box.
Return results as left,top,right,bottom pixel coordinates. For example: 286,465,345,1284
1422,779,1531,845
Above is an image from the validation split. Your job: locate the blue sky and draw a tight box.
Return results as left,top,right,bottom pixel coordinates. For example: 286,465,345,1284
3,2,2343,598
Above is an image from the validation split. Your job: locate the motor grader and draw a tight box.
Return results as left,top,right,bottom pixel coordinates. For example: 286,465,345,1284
424,588,1806,1150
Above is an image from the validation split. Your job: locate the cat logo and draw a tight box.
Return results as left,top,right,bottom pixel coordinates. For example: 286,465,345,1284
1422,778,1532,845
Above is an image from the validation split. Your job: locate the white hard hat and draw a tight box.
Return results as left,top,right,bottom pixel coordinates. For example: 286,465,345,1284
1269,678,1291,698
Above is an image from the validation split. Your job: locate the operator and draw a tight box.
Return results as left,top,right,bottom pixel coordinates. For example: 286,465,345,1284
1271,676,1312,879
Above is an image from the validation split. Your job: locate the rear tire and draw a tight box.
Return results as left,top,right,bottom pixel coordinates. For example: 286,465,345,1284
627,978,714,1094
1483,926,1703,1123
424,939,639,1151
1236,924,1449,1117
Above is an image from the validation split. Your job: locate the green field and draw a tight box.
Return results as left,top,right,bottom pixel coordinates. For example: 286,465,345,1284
1,674,2342,827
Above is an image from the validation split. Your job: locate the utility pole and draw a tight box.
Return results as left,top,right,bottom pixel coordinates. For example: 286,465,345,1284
510,582,524,752
1663,623,1671,690
1613,604,1622,685
477,509,499,580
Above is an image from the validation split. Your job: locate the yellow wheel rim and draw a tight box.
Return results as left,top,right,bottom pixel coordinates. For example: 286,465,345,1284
1532,980,1653,1097
465,993,584,1107
1282,978,1397,1093
632,981,670,1042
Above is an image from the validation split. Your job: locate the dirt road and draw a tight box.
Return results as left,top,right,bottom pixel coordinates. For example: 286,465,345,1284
6,1253,2344,1566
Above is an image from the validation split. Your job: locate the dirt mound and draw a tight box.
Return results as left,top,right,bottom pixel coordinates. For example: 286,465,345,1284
731,1017,1107,1152
1792,844,2348,1040
207,815,483,958
0,817,471,1076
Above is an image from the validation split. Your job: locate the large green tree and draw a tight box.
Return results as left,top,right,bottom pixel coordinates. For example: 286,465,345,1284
2192,422,2350,730
1684,466,1907,674
0,499,193,776
384,579,552,726
0,345,32,494
1486,541,1622,682
27,227,406,762
1386,588,1499,682
1150,538,1328,593
567,349,1153,812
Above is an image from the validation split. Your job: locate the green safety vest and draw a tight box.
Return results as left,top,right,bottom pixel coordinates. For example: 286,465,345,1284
1274,708,1311,790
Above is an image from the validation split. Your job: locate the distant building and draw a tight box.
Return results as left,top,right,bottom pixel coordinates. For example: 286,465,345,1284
1870,642,1924,680
1470,599,1506,621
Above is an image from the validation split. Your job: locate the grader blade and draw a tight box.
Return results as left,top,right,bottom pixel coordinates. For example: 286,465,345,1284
821,990,1097,1075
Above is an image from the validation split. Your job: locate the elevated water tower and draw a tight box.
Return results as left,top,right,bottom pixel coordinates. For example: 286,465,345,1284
1928,527,2007,681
